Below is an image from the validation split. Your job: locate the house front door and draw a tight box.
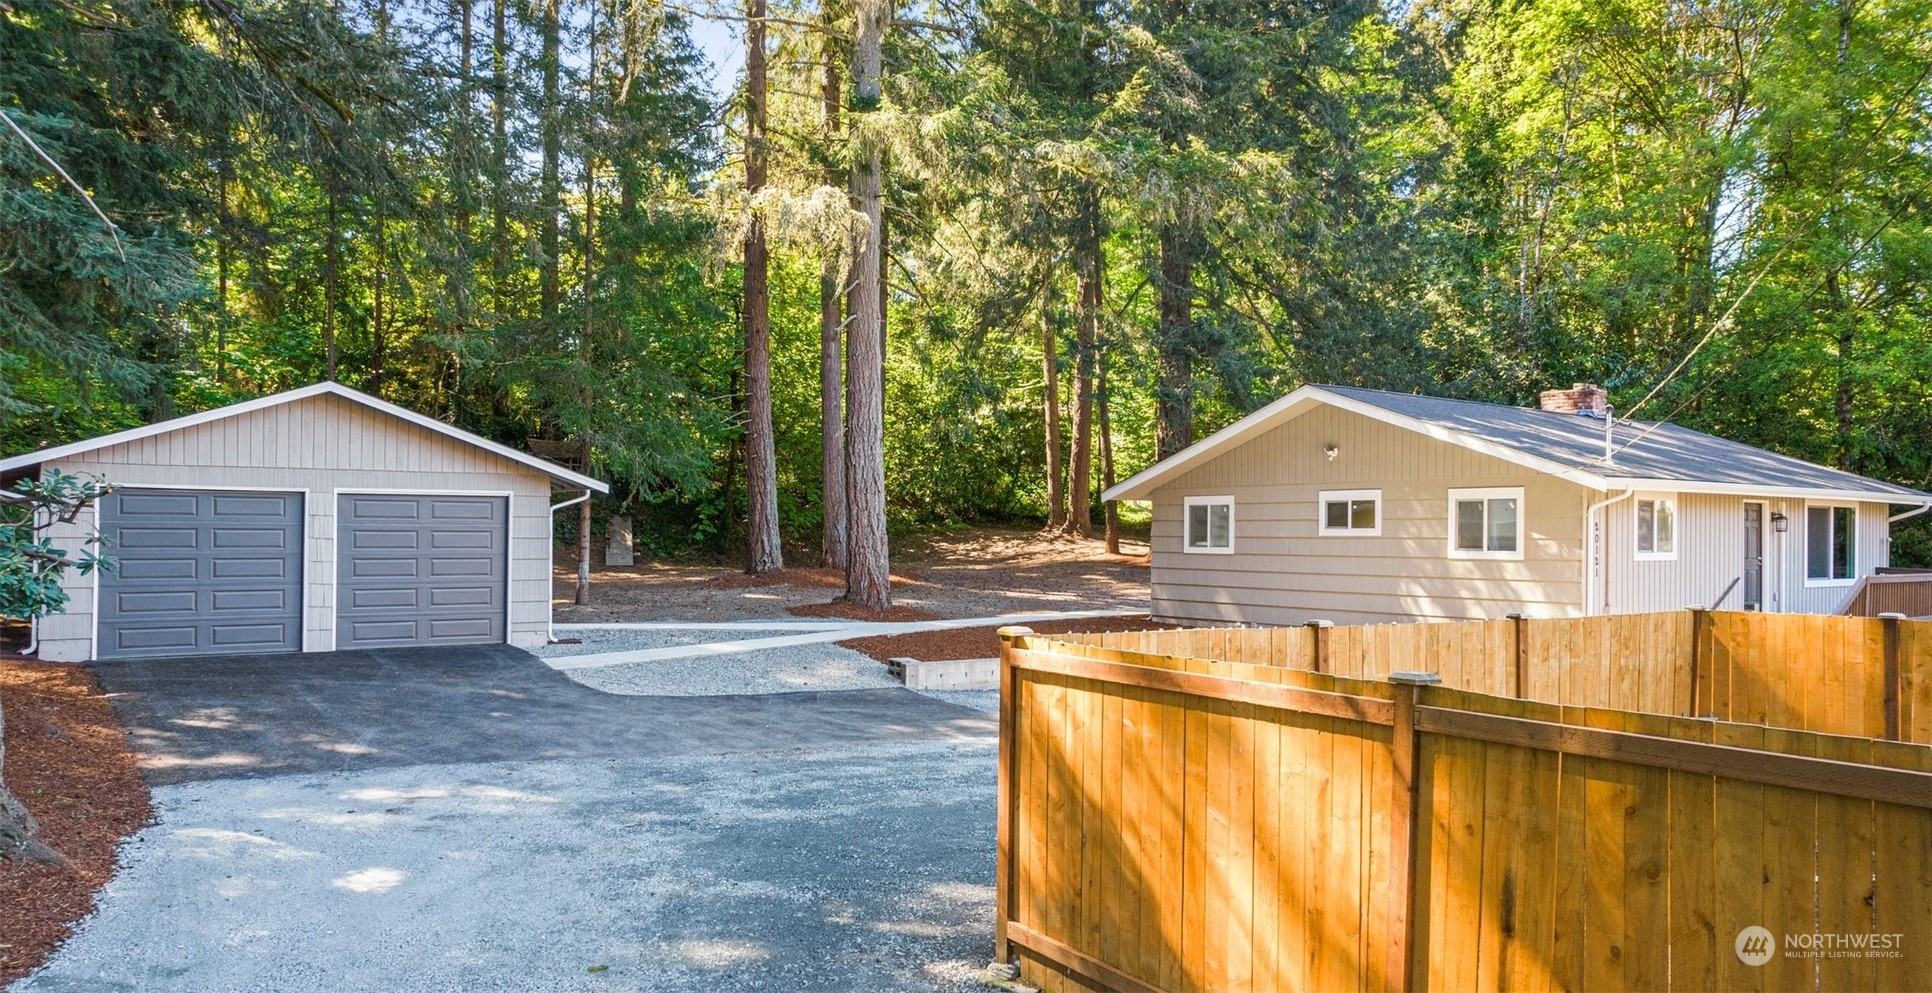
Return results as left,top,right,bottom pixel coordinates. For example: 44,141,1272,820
1743,502,1765,610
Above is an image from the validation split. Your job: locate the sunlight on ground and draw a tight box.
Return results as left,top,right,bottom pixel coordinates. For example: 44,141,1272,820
168,707,255,731
331,867,406,894
337,785,563,805
172,828,316,861
140,751,262,771
669,938,771,968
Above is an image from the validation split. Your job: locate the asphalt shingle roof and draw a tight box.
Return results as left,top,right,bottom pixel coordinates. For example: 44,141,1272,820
1321,385,1930,502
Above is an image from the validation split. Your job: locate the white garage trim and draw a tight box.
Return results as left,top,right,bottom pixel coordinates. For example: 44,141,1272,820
331,487,515,652
0,382,609,494
89,484,314,657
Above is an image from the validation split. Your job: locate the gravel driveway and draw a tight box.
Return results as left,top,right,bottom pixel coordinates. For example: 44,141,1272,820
12,645,998,993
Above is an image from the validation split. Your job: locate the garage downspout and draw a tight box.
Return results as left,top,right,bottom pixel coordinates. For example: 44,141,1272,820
1584,488,1635,616
548,490,594,643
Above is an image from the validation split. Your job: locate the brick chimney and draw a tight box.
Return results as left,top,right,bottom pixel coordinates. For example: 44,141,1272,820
1538,383,1608,416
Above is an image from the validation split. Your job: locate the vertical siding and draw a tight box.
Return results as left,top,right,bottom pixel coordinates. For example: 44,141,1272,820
1146,404,1591,626
1606,492,1750,612
39,393,561,661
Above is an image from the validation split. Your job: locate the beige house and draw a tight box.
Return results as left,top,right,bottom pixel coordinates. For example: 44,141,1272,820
1104,384,1932,627
1,383,606,661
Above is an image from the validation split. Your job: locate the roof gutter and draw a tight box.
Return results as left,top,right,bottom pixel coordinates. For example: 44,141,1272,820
1890,501,1932,524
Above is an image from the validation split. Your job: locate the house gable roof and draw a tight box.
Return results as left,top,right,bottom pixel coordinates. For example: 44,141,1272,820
1103,384,1932,506
0,382,610,493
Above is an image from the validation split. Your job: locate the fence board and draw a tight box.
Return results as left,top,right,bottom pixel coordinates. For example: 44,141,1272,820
1005,621,1932,993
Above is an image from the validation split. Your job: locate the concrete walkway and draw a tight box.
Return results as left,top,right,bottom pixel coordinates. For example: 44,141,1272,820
544,608,1141,671
13,646,999,993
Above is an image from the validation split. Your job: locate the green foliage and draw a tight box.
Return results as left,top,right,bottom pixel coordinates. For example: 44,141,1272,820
2,0,1929,564
0,470,113,621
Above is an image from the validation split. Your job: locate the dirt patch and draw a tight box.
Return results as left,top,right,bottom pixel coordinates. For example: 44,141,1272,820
0,659,153,986
789,600,941,623
554,527,1150,623
838,615,1175,664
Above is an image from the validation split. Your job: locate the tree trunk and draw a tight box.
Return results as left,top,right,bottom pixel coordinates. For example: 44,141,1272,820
1156,224,1194,460
324,184,338,380
0,707,62,865
576,491,592,605
215,146,230,384
371,210,387,396
577,16,598,606
1098,348,1120,555
454,0,474,252
743,0,783,574
819,43,848,570
1066,190,1100,534
539,0,561,325
843,0,892,611
490,0,508,320
1042,304,1067,529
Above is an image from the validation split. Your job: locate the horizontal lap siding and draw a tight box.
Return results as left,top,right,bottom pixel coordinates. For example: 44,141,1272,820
1149,404,1588,626
40,394,556,660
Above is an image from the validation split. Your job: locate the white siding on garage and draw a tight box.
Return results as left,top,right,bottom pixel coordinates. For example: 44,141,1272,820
36,392,557,661
1146,404,1592,626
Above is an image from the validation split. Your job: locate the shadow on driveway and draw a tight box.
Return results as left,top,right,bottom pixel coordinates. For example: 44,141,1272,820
93,644,996,785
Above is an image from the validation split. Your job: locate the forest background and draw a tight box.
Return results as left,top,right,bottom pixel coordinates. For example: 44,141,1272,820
4,0,1929,582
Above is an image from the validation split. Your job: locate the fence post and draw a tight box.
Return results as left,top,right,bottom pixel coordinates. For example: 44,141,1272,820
1505,612,1528,698
1880,612,1905,741
994,625,1033,964
1306,619,1333,673
1386,671,1441,993
1685,606,1708,718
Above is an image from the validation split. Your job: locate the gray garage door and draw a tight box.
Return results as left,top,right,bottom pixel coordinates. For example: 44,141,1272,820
336,494,507,649
97,489,305,659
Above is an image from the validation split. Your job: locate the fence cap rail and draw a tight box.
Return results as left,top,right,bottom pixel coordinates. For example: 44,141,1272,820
1389,671,1444,686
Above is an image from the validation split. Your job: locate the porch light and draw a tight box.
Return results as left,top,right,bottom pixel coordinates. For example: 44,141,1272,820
1770,511,1789,533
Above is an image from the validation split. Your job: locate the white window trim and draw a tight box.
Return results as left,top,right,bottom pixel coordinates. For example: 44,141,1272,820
1447,486,1525,561
1803,502,1858,587
1633,492,1679,561
1183,494,1236,554
1317,489,1382,536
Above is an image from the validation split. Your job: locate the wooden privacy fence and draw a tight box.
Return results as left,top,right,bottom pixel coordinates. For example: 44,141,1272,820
995,629,1932,993
1048,611,1932,744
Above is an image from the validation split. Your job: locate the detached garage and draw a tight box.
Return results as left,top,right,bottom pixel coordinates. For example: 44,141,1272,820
2,382,607,661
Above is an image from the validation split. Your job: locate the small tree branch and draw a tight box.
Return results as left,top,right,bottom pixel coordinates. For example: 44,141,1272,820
0,107,126,262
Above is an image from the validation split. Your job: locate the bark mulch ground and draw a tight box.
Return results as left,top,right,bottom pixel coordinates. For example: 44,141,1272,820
838,615,1174,663
705,567,932,590
0,657,153,987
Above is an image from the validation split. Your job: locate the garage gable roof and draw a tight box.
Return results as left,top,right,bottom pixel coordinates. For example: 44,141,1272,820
1102,384,1932,506
0,382,610,493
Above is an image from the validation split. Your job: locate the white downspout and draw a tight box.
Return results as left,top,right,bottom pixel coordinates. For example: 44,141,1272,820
1584,488,1635,616
548,490,594,643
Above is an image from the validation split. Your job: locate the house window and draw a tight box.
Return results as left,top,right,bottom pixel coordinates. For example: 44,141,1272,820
1318,489,1381,536
1635,495,1677,559
1448,487,1523,559
1184,495,1234,554
1805,505,1855,583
